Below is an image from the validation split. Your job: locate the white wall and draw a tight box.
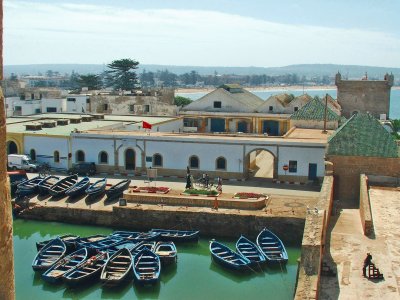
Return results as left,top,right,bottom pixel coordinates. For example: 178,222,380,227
72,137,115,166
12,100,41,115
145,140,243,172
24,135,70,170
5,97,19,116
66,96,88,113
41,98,66,113
124,119,183,133
278,146,325,177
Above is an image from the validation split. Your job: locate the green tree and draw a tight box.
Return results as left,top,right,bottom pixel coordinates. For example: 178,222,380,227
106,58,140,91
174,96,192,107
391,119,400,139
78,74,102,90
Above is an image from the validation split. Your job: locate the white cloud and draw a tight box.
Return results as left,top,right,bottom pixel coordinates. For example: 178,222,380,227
5,1,400,67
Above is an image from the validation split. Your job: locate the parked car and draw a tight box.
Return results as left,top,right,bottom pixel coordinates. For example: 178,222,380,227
68,162,96,176
7,170,29,197
7,154,38,172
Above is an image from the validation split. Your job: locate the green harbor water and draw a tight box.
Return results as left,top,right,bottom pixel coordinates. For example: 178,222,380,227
13,219,300,300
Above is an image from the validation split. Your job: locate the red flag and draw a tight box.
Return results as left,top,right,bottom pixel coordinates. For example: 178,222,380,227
142,121,152,129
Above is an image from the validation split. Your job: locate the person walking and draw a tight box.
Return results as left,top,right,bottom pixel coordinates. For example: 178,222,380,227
363,253,372,277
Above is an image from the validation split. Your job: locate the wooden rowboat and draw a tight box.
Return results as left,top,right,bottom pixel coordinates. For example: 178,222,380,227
256,228,288,265
106,179,131,199
65,177,90,198
235,235,266,265
38,175,60,195
133,248,161,285
209,240,250,271
100,248,133,287
32,237,67,272
49,174,78,197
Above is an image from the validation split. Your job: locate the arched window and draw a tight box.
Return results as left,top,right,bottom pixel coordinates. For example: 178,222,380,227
54,151,60,163
7,141,18,154
216,157,226,170
189,155,199,169
99,151,108,164
76,150,85,162
153,153,163,167
30,149,36,161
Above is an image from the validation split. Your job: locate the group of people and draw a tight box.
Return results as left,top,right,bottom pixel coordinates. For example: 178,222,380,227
185,167,222,192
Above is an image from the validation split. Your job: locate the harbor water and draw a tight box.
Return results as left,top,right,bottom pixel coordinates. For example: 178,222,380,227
14,219,300,300
177,88,400,119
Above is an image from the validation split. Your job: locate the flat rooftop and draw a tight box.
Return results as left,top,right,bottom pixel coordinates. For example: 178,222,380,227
83,127,332,145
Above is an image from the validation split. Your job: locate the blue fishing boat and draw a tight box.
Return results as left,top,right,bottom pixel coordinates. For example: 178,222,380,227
41,248,90,284
150,229,200,242
78,236,122,251
16,176,43,197
65,177,90,198
63,251,109,287
105,240,138,255
256,228,288,265
75,234,107,245
36,234,80,252
112,230,160,242
38,175,60,195
100,248,133,287
155,241,177,266
32,237,67,272
49,174,78,197
209,240,251,271
85,177,107,198
111,230,141,240
106,179,131,199
133,248,161,285
235,235,266,265
130,241,157,257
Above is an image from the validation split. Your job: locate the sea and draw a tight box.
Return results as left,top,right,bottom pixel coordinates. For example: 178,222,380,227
177,88,400,119
14,219,300,300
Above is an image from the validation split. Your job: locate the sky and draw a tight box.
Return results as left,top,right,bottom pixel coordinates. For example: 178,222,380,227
5,0,400,68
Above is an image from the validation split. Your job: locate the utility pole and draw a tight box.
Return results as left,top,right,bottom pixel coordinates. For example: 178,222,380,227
0,0,16,298
323,93,328,133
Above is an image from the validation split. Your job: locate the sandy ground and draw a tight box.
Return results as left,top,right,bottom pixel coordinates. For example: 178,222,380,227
320,187,400,299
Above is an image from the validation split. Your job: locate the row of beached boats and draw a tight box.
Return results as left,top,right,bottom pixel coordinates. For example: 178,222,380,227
209,228,288,271
15,174,131,200
32,229,199,287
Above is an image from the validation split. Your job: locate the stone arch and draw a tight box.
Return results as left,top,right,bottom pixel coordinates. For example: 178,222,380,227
125,148,136,170
244,148,277,180
6,140,19,154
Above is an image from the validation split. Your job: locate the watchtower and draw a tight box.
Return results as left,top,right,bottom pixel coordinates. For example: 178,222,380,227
335,72,393,119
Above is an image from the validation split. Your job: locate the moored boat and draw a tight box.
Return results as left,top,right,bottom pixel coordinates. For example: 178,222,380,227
209,240,251,271
133,248,161,285
36,234,80,252
85,177,107,198
62,251,109,287
155,241,177,266
256,228,288,265
130,241,157,257
111,230,160,242
150,229,200,242
100,248,133,287
65,176,90,198
32,237,67,272
78,236,122,251
16,176,44,197
49,174,78,197
75,234,107,245
235,235,266,265
41,248,90,284
105,179,131,199
38,175,60,195
111,230,140,240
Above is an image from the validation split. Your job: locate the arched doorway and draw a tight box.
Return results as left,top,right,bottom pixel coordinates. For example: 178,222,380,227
7,141,18,154
125,148,136,170
245,149,277,180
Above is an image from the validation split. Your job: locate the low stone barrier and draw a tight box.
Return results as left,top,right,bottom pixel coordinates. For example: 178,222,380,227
294,175,334,299
359,174,373,236
123,191,267,210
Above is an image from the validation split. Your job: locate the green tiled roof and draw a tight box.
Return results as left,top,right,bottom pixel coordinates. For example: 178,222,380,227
290,97,340,121
328,113,399,157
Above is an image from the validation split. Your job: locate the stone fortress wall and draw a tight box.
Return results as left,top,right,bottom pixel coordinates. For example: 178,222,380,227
335,72,393,119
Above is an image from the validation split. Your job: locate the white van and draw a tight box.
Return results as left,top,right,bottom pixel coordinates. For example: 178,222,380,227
7,154,38,172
